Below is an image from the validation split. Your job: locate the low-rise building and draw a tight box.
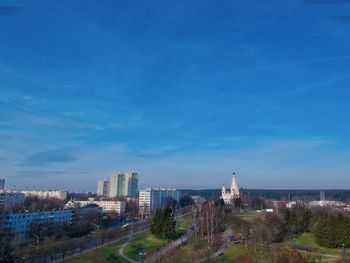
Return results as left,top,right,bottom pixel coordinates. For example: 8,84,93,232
139,188,180,215
0,208,73,237
22,190,67,200
191,195,206,205
65,200,126,214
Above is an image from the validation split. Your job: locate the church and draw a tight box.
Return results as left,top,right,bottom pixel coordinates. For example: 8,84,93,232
221,172,240,204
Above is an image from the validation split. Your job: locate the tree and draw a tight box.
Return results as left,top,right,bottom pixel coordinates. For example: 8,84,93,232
179,194,194,207
264,213,287,242
299,209,313,233
150,207,176,240
162,207,176,239
0,228,16,263
150,209,162,237
314,213,350,248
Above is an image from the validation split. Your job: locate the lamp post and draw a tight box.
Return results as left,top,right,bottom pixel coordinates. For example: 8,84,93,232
33,227,48,251
139,249,145,263
291,238,296,248
342,243,346,258
207,246,211,262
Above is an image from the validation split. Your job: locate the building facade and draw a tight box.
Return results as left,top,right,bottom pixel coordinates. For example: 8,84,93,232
221,172,240,204
0,179,5,190
125,171,138,197
0,191,26,207
65,200,126,214
97,179,110,197
0,209,72,237
21,190,68,200
139,188,180,215
102,170,139,198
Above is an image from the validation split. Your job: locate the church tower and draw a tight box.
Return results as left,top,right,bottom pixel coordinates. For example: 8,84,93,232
230,172,240,198
222,184,226,196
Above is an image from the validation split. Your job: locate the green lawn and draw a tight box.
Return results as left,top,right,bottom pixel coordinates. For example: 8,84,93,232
124,216,192,261
66,239,128,263
295,233,342,256
216,244,249,262
176,216,191,235
124,231,165,261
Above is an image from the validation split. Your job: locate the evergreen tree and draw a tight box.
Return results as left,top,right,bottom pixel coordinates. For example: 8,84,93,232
150,207,176,239
161,207,176,239
150,209,163,238
314,213,350,248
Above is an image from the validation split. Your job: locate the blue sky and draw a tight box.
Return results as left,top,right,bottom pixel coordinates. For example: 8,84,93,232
1,0,350,191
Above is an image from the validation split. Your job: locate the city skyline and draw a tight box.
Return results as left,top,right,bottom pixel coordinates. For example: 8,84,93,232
1,1,350,190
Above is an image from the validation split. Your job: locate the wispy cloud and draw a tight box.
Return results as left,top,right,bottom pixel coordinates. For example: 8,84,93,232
136,145,180,158
18,148,76,167
15,171,66,178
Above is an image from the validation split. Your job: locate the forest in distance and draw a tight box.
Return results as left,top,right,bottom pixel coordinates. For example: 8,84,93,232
182,189,350,201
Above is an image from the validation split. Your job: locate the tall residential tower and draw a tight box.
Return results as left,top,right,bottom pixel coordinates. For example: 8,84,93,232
98,170,139,198
97,179,110,197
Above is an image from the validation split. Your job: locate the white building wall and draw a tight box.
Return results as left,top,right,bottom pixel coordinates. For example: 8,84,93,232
138,188,180,215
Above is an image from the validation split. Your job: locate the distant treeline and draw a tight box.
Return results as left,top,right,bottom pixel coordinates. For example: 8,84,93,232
181,189,350,201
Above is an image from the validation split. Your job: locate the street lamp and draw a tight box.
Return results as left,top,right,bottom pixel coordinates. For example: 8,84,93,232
342,243,346,258
139,249,145,263
291,238,296,248
32,227,48,252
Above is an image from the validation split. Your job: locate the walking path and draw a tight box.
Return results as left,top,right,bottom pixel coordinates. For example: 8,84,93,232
119,236,139,263
119,212,191,263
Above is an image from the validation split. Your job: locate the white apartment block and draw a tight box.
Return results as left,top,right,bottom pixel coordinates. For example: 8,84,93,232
139,188,180,215
22,190,68,200
65,200,126,214
97,179,110,197
101,170,138,198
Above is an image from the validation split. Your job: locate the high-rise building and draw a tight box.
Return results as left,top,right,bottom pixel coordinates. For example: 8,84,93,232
109,171,123,197
107,170,139,198
125,171,138,197
0,179,5,190
139,188,180,215
97,179,110,197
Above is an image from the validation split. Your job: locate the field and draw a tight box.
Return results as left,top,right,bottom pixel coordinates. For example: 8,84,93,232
66,239,128,263
176,216,192,235
124,216,191,260
124,231,165,261
295,233,342,256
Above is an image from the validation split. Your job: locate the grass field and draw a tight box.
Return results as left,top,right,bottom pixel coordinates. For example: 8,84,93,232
215,244,248,262
66,239,128,263
176,216,192,235
124,231,164,261
124,217,191,261
295,233,342,256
